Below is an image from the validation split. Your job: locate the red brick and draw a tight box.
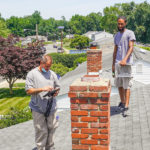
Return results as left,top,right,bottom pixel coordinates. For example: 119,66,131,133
71,104,79,110
100,140,110,145
81,117,98,122
71,116,78,122
72,139,79,144
72,122,88,128
92,134,108,140
99,118,109,123
71,110,88,116
81,128,98,134
100,105,108,111
90,111,108,117
101,93,110,98
89,99,109,104
71,98,88,104
89,86,108,92
72,128,79,133
79,92,98,98
68,92,78,98
100,129,109,134
91,123,108,128
72,145,89,150
80,104,98,110
70,86,88,92
81,139,98,145
91,145,109,150
72,133,89,139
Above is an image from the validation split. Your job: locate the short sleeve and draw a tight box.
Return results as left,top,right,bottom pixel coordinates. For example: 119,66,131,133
129,31,136,41
114,34,117,45
51,71,60,89
25,72,35,91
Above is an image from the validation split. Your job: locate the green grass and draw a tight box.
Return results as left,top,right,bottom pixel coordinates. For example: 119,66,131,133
139,46,150,51
43,41,53,45
0,88,30,115
63,41,77,50
13,83,25,88
135,45,150,51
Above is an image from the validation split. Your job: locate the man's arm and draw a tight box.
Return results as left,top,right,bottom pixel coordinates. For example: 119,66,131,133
26,86,53,95
120,40,134,66
112,45,118,73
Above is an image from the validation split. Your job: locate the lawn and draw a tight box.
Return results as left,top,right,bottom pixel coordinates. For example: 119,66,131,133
0,85,30,115
135,45,150,51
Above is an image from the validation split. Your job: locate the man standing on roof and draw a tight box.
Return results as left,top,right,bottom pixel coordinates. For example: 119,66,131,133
112,16,136,117
25,55,60,150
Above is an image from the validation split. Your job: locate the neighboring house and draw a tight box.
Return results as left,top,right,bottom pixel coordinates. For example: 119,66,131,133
83,31,99,40
65,34,74,39
84,31,113,41
91,31,113,41
21,35,48,45
84,31,114,49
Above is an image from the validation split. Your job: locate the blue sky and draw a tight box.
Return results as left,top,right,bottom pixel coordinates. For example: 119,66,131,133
0,0,149,20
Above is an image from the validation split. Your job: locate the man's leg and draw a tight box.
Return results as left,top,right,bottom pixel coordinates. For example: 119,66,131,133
124,89,130,108
122,77,133,117
45,111,58,150
118,87,125,105
32,111,48,150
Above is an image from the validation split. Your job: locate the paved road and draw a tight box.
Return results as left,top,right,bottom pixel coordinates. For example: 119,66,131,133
0,77,4,84
44,44,58,54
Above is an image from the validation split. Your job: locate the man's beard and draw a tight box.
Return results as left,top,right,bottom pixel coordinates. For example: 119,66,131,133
118,26,125,32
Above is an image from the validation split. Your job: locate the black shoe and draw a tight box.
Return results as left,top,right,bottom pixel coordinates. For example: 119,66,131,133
122,107,129,117
118,102,125,109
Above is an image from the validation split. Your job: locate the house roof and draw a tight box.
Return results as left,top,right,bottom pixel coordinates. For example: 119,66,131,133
1,45,150,150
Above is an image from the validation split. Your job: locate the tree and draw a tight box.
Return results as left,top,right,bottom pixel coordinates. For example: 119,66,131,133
0,35,45,94
0,20,11,37
101,6,121,34
70,34,90,49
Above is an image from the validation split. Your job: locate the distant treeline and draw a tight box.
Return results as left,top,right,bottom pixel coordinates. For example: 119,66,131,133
0,1,150,43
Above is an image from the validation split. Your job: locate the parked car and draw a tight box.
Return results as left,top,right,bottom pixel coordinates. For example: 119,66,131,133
53,44,57,48
57,47,64,53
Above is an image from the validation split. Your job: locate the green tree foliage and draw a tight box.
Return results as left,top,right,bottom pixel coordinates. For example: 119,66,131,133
49,53,87,68
51,63,69,76
0,20,11,37
73,57,87,69
100,6,121,34
70,35,90,49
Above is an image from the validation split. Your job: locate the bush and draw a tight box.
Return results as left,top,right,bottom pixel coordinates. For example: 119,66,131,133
63,38,71,44
51,63,69,77
49,53,87,68
73,57,87,69
70,34,90,49
0,107,32,129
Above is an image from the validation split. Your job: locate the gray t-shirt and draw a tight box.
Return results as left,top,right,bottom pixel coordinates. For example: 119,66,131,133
114,29,136,65
25,67,60,114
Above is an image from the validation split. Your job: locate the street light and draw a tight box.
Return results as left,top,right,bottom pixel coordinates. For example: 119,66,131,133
58,26,64,49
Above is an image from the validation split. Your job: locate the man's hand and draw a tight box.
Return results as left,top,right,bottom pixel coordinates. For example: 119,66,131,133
42,86,53,92
119,59,127,66
53,89,60,97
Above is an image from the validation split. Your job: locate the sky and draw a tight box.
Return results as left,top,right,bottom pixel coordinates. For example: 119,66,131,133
0,0,149,20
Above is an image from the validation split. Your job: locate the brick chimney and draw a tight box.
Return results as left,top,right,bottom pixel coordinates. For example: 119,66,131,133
68,49,111,150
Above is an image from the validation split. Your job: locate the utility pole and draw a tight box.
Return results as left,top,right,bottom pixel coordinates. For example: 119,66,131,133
36,24,38,41
58,26,64,50
61,30,63,49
